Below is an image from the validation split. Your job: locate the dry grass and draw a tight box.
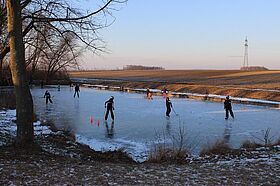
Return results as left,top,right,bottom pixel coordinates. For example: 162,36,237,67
273,138,280,146
70,70,242,79
240,140,262,150
69,70,280,87
147,145,188,164
69,70,280,101
200,140,233,156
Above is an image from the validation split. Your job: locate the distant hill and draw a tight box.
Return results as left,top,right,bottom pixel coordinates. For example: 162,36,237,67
123,65,164,70
240,66,268,71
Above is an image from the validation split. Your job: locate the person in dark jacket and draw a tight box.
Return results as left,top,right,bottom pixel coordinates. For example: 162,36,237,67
105,96,115,121
73,84,80,98
166,97,172,117
224,96,234,120
44,90,53,104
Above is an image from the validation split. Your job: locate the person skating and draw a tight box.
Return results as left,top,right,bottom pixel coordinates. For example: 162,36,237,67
73,84,80,98
166,97,172,117
105,96,115,121
146,88,153,99
162,87,168,98
44,90,53,104
224,96,234,120
146,88,150,98
162,87,168,94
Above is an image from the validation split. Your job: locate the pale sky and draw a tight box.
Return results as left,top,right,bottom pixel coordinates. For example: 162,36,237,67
79,0,280,70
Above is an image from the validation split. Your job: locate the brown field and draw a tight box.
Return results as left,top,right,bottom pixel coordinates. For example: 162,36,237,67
69,70,280,101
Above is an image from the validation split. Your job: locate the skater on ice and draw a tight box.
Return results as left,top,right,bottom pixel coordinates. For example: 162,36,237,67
166,97,173,117
224,95,234,120
44,90,53,104
146,88,153,99
74,84,80,98
105,96,115,121
162,87,168,98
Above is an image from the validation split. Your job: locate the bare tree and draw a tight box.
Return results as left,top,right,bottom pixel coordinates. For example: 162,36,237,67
25,26,80,83
0,0,8,82
40,32,80,83
25,28,47,83
6,0,34,144
4,0,126,145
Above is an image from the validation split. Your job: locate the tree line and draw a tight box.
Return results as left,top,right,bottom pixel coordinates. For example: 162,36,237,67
123,65,164,70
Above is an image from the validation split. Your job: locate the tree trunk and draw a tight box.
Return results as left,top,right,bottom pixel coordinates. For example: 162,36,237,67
0,57,3,85
0,1,3,85
7,0,34,145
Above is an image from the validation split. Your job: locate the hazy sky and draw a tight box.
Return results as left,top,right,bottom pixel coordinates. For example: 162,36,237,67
79,0,280,70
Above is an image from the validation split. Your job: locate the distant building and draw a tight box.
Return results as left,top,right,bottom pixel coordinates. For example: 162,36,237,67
240,66,268,71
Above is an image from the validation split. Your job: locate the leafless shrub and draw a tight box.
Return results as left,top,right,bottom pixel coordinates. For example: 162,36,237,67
147,124,190,164
59,125,75,141
251,128,275,147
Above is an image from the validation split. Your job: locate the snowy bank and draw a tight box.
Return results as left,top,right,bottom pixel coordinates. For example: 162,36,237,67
0,109,55,146
81,84,280,107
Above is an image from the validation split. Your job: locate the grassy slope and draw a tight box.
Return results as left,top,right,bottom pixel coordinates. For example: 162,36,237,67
69,70,280,101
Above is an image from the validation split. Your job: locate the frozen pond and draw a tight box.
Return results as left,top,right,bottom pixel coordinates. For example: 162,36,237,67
31,86,280,161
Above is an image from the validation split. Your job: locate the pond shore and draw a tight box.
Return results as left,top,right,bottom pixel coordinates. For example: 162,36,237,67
1,106,280,184
69,70,280,107
1,118,280,185
79,83,280,108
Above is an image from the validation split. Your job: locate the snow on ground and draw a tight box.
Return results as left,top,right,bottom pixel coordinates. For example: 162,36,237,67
0,110,54,146
0,110,17,142
217,85,280,93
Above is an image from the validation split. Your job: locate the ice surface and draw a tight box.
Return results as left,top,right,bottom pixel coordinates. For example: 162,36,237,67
30,86,280,161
